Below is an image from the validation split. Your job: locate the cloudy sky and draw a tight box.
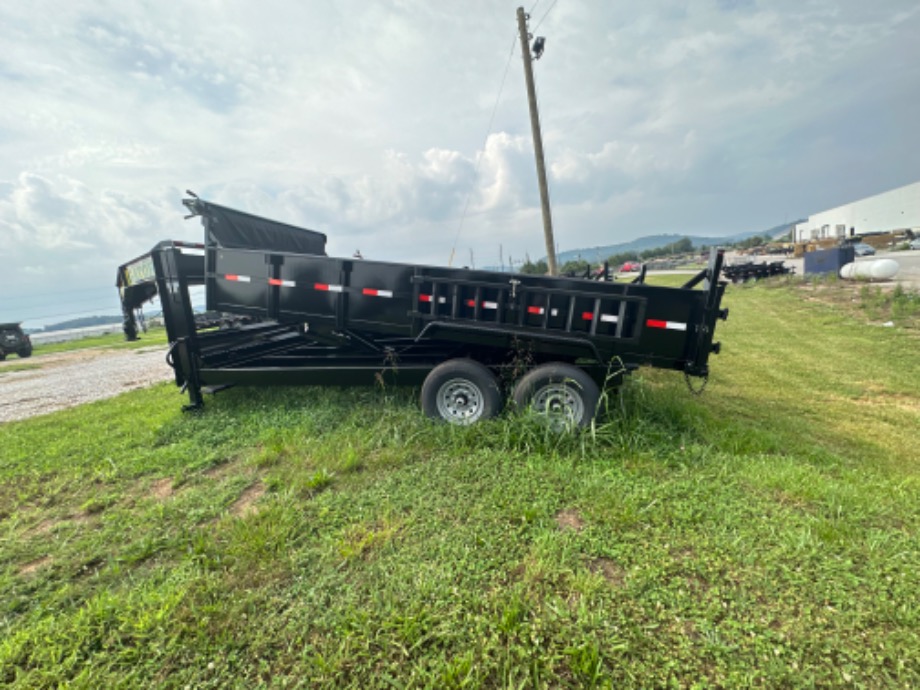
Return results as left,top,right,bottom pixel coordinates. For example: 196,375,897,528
2,0,919,327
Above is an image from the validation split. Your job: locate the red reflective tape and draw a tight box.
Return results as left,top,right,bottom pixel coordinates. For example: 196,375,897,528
646,319,667,329
363,288,393,298
419,294,432,302
268,278,283,286
362,288,376,296
465,299,476,307
225,274,239,281
314,283,329,291
225,274,251,283
582,312,594,321
527,306,544,315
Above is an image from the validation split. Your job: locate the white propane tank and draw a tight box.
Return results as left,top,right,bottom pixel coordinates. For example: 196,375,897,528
839,259,900,281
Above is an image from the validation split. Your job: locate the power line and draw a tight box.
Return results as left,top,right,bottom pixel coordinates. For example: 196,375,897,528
448,31,519,266
532,0,559,32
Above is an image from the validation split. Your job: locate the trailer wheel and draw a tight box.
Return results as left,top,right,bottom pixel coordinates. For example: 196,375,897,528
17,347,32,358
421,359,502,425
512,363,600,430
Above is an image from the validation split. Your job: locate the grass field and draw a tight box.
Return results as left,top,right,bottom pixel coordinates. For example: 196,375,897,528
29,327,169,356
1,280,919,688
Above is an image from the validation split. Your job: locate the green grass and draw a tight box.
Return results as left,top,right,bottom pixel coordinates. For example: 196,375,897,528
1,283,919,688
30,327,168,356
0,363,42,376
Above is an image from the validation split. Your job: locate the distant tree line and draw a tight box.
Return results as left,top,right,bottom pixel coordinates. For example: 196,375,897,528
41,315,122,332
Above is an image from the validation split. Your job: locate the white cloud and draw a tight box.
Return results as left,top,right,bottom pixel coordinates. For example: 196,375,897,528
1,0,919,324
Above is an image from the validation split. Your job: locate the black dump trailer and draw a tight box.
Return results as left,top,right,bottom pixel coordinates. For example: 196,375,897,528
117,195,729,426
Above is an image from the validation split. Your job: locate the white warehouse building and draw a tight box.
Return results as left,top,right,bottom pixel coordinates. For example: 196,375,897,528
794,180,920,243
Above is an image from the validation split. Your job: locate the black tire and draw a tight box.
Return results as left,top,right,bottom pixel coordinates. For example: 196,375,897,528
18,347,32,359
421,359,503,425
512,362,600,429
0,350,6,362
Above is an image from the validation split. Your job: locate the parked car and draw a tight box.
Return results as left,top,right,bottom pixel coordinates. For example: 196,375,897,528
619,261,642,272
853,243,876,256
909,238,920,251
0,322,32,360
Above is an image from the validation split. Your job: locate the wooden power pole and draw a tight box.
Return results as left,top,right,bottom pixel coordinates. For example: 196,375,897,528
516,6,558,276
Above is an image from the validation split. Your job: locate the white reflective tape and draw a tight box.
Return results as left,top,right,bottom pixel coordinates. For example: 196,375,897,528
482,301,499,310
374,289,393,298
647,319,688,331
600,314,619,323
551,308,558,317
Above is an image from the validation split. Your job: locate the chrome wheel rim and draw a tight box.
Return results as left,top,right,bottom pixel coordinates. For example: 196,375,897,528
436,378,485,425
532,383,584,429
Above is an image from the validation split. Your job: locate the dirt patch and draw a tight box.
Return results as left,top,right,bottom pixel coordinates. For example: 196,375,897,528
853,392,920,413
25,518,57,537
67,512,96,526
19,555,52,576
231,481,266,517
204,459,241,480
150,478,174,500
555,508,585,532
587,557,626,587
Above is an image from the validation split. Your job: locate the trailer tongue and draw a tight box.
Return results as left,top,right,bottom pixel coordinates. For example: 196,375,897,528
117,195,728,427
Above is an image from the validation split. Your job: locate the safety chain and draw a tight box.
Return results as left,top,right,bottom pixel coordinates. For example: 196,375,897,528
684,371,709,396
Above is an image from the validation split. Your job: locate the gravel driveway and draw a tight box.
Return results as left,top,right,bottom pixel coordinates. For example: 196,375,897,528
0,347,173,423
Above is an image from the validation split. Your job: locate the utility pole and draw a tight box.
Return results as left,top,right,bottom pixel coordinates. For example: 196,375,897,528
516,6,557,276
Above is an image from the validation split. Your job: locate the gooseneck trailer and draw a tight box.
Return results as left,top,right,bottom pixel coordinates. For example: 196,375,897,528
117,195,728,426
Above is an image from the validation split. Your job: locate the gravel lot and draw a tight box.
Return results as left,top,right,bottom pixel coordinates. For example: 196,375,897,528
0,347,172,423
